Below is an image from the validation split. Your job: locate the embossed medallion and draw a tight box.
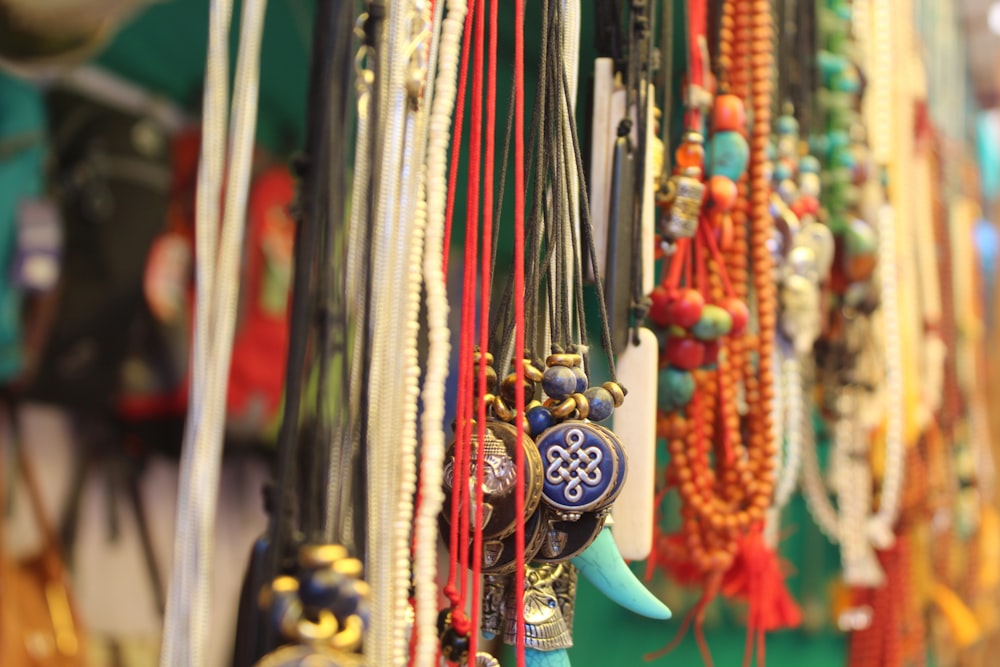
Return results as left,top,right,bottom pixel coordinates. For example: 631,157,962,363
535,422,621,518
442,420,543,538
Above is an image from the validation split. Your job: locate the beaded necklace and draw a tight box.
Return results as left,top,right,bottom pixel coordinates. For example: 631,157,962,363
648,0,803,663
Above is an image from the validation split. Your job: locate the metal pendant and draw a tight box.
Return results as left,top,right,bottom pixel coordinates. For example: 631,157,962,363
502,563,578,651
662,171,704,240
481,509,546,575
442,419,544,538
535,421,625,520
533,509,607,563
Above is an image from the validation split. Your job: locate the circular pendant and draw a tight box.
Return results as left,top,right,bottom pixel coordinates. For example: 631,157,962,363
442,420,543,539
534,421,623,519
533,509,607,563
586,424,628,506
481,510,545,575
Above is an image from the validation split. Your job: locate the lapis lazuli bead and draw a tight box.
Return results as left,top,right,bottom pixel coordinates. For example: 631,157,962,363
572,365,588,393
527,405,556,435
542,365,577,400
585,386,615,422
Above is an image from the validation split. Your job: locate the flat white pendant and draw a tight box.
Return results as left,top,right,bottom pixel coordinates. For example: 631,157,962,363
609,327,658,560
587,57,615,281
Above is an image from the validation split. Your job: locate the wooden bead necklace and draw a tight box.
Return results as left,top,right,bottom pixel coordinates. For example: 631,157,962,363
648,0,799,663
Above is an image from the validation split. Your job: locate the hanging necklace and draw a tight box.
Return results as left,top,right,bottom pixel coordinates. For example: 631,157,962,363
159,0,268,664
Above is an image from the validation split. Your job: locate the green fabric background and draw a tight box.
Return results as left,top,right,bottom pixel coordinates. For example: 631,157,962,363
93,2,851,665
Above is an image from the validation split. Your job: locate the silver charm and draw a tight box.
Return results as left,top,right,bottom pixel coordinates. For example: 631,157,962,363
662,169,705,240
503,564,578,651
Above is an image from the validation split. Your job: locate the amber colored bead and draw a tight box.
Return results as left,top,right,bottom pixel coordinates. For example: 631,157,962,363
675,141,705,169
713,94,746,132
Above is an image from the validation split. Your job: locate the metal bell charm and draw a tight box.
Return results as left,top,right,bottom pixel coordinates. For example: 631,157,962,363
662,168,705,240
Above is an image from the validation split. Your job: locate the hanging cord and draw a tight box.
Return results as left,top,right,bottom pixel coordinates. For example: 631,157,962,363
413,0,466,661
469,0,499,658
513,0,528,663
312,0,356,548
160,0,268,665
363,0,429,660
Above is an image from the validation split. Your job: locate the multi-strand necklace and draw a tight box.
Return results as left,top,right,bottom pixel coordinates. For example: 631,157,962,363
647,0,804,662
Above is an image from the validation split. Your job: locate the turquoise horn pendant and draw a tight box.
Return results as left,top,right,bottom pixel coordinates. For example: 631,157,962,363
571,526,671,620
526,648,571,667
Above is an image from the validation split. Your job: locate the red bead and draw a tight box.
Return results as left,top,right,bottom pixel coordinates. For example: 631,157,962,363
713,94,746,132
665,289,705,328
648,285,673,328
707,175,739,211
702,339,722,365
664,336,706,370
720,298,749,336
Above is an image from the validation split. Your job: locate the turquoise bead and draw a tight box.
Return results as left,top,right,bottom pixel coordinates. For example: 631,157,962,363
706,131,750,181
774,159,794,182
657,367,695,412
817,50,846,81
831,148,856,170
809,134,829,157
777,115,799,135
832,68,861,93
800,155,821,174
691,305,733,341
827,130,850,152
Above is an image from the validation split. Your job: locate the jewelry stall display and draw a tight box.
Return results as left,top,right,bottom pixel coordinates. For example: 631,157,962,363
145,0,1000,666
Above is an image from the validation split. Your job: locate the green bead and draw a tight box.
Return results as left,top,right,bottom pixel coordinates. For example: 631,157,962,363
706,131,750,181
844,218,877,256
657,367,695,412
691,305,733,341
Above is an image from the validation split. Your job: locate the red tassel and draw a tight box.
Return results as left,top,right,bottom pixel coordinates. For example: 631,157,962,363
646,571,722,666
721,526,802,667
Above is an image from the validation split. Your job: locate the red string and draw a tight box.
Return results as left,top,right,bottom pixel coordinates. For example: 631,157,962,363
665,238,691,291
469,0,497,658
686,0,708,128
513,0,527,661
442,0,478,277
698,219,736,298
447,0,483,617
695,227,708,292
